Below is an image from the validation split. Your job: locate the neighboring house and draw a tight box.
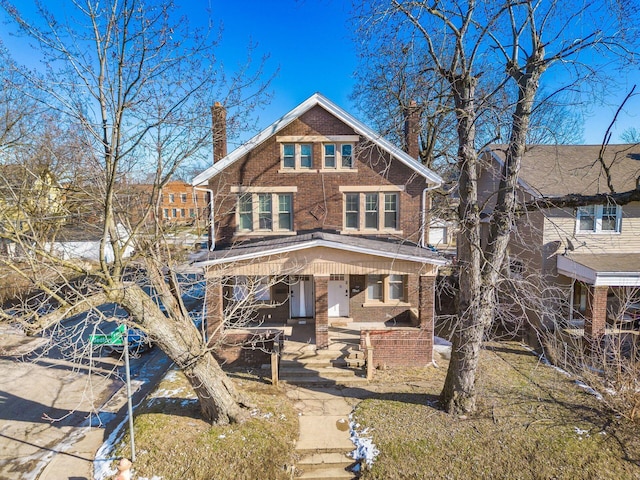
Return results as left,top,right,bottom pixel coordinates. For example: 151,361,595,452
46,223,134,262
191,93,447,365
159,180,210,225
479,144,640,342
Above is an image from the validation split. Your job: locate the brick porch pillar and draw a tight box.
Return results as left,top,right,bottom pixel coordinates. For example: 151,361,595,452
584,285,607,345
314,275,329,349
205,276,224,344
419,275,435,331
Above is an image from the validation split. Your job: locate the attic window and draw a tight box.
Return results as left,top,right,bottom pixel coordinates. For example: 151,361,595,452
323,143,355,170
281,143,313,170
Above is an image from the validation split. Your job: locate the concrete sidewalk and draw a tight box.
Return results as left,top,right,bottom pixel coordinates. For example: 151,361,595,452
285,384,372,479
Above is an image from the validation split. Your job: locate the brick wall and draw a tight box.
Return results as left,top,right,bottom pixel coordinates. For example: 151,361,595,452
160,181,209,224
208,105,426,247
360,328,433,368
584,285,608,343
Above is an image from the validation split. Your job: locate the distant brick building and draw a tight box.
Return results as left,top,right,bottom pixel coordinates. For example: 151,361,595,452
159,180,209,225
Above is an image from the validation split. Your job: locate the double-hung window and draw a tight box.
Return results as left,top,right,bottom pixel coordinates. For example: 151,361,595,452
237,192,294,233
322,143,355,169
576,204,621,233
343,191,400,232
282,143,313,170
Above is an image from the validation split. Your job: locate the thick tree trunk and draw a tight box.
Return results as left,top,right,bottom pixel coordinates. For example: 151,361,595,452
108,282,249,424
441,73,483,413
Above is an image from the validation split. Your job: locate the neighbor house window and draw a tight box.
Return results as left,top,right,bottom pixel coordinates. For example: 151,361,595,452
576,204,621,233
181,193,187,203
163,208,169,218
281,143,313,170
169,193,175,203
237,193,294,233
366,274,406,303
343,192,400,232
171,208,177,217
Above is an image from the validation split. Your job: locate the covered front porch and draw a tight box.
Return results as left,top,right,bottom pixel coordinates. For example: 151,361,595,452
192,232,447,360
558,253,640,342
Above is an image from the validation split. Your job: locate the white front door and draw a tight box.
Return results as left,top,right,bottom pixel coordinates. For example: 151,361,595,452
328,275,349,317
290,276,314,318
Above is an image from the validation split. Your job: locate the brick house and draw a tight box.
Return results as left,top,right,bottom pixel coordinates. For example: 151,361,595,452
478,144,640,344
159,180,210,225
190,94,447,365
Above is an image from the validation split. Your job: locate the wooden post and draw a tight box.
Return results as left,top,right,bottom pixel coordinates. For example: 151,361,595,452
365,332,374,381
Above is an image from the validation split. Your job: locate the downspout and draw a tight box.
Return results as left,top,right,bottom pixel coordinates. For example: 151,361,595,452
420,183,441,248
194,186,215,251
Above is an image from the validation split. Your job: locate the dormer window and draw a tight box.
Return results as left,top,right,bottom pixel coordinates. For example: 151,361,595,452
576,205,621,233
281,143,313,170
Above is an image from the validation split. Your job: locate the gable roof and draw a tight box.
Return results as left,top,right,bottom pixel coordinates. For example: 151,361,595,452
192,93,443,186
191,231,448,267
487,144,640,198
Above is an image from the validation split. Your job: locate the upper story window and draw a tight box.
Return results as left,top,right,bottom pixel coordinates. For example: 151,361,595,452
576,204,621,233
342,190,400,232
282,143,313,170
323,143,354,169
181,193,187,203
237,192,294,233
169,193,175,203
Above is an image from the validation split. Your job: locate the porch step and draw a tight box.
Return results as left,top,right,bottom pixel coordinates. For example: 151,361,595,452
296,453,357,479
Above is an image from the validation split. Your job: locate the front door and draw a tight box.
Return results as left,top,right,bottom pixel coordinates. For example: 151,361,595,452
328,275,349,317
290,276,314,318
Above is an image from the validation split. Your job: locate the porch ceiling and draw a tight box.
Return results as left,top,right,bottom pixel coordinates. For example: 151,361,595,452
557,253,640,286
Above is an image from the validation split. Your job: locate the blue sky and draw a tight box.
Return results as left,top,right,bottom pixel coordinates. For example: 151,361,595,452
3,0,640,148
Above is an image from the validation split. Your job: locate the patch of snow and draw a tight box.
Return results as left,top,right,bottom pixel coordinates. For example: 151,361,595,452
434,336,452,346
349,415,380,469
575,381,603,401
574,426,590,437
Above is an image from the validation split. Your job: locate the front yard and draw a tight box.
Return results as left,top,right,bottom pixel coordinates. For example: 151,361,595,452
102,342,640,479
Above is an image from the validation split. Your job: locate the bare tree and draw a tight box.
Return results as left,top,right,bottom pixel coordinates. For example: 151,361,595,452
0,0,272,424
353,0,638,414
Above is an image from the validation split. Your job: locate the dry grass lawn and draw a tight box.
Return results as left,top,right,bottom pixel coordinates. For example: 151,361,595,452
356,342,640,479
109,342,639,479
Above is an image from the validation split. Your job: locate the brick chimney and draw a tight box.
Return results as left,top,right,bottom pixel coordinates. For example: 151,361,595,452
212,102,227,163
403,100,420,160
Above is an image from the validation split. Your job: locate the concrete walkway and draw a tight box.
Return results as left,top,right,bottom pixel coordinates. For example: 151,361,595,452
285,384,362,479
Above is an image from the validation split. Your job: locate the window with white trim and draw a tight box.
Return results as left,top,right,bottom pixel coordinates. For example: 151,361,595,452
281,143,313,170
344,192,400,231
237,193,294,233
576,204,621,233
366,274,406,303
323,143,355,169
181,193,187,203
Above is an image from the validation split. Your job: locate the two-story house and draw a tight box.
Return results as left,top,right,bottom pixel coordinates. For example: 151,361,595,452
190,94,447,365
479,144,640,343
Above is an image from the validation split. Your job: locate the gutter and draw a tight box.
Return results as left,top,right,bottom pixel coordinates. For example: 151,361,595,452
193,186,215,251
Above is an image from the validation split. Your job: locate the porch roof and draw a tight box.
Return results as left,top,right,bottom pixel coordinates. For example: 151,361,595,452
190,231,448,268
557,253,640,286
